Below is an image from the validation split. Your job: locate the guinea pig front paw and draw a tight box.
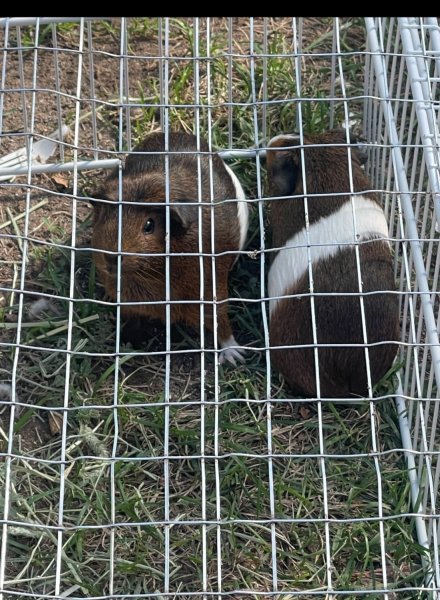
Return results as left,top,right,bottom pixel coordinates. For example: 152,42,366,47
218,335,246,366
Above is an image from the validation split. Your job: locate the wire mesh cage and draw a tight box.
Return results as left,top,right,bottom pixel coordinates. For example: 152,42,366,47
0,16,439,600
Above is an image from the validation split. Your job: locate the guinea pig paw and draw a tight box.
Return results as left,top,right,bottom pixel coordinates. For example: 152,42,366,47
219,336,246,366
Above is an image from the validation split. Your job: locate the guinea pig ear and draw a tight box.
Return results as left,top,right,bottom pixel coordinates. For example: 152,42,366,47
266,135,301,197
169,202,198,231
348,130,368,166
329,128,368,166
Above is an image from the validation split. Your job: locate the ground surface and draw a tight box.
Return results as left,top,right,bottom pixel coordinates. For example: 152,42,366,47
0,17,430,600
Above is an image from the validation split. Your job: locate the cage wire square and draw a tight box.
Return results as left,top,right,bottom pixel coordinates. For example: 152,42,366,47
0,15,439,600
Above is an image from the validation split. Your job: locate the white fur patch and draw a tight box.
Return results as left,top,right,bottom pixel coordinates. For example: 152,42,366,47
223,162,248,251
0,384,22,416
268,195,390,316
0,384,13,402
268,133,301,147
28,298,59,319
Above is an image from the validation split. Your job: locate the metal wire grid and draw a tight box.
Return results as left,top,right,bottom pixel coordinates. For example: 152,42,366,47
0,15,438,599
365,18,440,594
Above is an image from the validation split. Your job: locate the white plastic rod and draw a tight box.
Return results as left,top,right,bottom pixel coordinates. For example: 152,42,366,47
398,17,440,229
0,17,111,28
395,382,437,595
365,17,440,394
366,16,440,597
0,125,70,181
0,157,119,178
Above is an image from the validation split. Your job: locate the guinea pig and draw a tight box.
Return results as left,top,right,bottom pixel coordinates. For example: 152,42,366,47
266,129,400,398
91,131,249,364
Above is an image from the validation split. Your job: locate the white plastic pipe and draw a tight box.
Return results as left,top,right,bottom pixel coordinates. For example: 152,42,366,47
398,17,440,230
0,17,110,27
366,16,440,598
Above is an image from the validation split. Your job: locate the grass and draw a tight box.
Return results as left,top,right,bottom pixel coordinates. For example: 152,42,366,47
0,16,436,600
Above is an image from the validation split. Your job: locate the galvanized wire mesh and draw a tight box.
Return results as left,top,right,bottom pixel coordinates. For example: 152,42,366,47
0,16,439,600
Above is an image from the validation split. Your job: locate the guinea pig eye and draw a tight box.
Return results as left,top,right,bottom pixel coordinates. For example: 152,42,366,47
143,218,155,235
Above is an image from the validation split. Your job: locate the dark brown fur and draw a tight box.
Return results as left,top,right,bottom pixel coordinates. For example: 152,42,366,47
92,131,242,349
267,130,400,398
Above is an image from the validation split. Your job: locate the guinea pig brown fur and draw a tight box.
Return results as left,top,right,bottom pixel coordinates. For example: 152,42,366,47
91,131,248,364
266,129,400,398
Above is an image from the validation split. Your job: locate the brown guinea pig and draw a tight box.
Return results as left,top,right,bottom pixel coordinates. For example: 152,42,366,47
91,131,249,364
266,129,400,398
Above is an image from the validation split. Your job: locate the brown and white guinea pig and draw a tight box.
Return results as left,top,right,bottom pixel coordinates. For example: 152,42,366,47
91,131,249,364
266,129,400,398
